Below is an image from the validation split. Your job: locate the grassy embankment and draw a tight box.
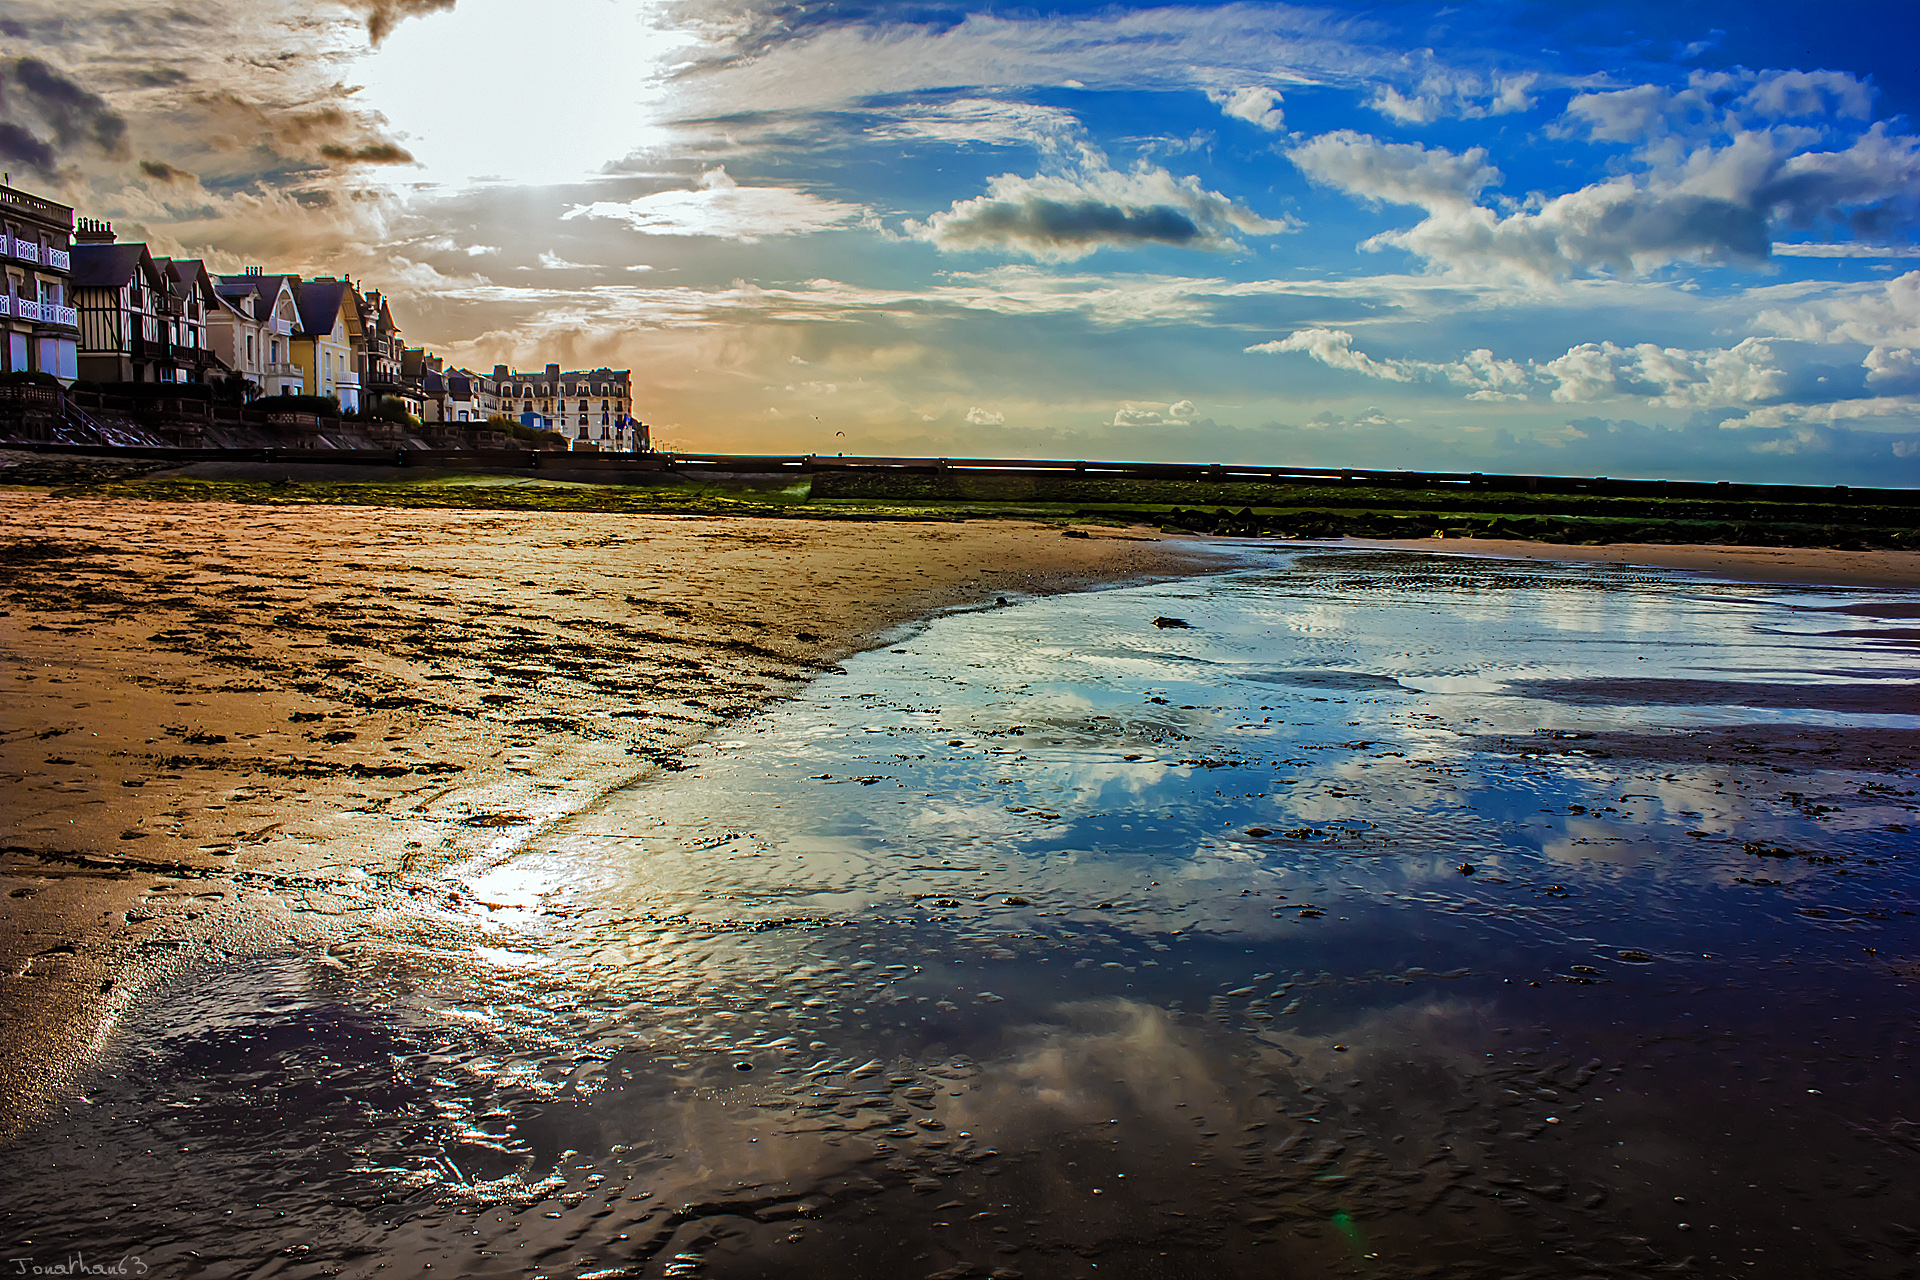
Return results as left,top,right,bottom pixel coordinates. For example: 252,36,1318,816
21,464,1920,550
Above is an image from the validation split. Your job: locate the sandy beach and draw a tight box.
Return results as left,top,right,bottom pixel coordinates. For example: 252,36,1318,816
4,491,1919,1277
4,493,1918,1133
0,492,1225,1134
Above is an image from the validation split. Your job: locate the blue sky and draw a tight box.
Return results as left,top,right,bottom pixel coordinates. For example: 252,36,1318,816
7,0,1920,481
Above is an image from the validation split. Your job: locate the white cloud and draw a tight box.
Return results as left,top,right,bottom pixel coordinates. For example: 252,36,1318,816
965,406,1005,425
1206,86,1284,132
1250,327,1797,407
538,250,596,269
1292,70,1920,283
863,98,1084,151
1289,130,1499,211
1369,71,1538,125
909,153,1295,261
1772,242,1920,258
669,6,1391,118
565,166,869,242
1289,122,1920,282
1757,270,1920,347
1111,400,1199,426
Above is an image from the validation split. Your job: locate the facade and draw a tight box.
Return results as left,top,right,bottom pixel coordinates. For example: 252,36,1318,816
357,289,406,408
72,222,176,384
491,362,640,446
212,271,304,397
444,368,498,422
0,183,79,381
290,277,363,410
153,258,221,382
405,350,497,424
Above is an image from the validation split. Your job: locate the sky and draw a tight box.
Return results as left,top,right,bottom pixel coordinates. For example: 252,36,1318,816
6,0,1920,482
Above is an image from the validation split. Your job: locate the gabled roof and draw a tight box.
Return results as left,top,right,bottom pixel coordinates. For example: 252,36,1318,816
158,257,218,303
216,273,299,317
71,242,159,291
292,279,351,339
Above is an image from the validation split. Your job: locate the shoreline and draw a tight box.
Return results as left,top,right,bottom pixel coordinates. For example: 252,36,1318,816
0,493,1228,1136
1321,534,1920,590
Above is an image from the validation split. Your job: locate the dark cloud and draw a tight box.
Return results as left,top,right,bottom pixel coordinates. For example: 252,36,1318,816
319,142,415,165
914,163,1292,261
130,67,190,88
139,158,191,182
0,121,57,171
342,0,458,45
10,57,128,156
943,198,1204,252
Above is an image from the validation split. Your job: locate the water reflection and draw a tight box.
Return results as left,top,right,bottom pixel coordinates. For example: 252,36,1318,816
5,548,1919,1278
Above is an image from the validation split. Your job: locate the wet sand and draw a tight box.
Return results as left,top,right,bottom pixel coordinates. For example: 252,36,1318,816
0,492,1222,1134
1348,534,1920,589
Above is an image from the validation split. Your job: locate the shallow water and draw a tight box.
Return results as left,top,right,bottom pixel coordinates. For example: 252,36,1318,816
7,548,1920,1279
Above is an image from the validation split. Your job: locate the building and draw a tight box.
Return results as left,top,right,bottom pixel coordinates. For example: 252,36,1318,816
1,182,79,381
211,270,304,397
290,277,363,410
153,258,221,383
72,220,177,384
358,289,406,407
491,362,640,446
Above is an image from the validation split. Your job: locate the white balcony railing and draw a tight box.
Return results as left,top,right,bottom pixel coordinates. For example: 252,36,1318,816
45,303,76,328
0,296,10,319
13,299,41,322
12,239,39,265
45,247,68,271
269,318,293,336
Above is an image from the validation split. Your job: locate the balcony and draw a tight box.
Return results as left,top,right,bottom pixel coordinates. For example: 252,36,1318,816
41,303,76,328
45,247,68,271
10,238,39,265
265,361,301,380
12,298,41,322
268,318,293,336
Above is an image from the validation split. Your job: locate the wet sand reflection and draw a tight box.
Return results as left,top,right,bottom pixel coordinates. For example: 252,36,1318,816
3,549,1917,1278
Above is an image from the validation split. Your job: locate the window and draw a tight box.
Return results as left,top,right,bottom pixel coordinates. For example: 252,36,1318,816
246,334,255,363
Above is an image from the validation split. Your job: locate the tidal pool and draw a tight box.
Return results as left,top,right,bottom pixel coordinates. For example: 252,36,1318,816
6,548,1919,1279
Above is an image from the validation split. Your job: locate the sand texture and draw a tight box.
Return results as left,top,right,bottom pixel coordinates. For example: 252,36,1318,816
0,493,1222,1133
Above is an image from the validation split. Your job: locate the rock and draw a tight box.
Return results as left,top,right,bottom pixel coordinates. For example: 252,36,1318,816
1458,862,1475,874
1152,616,1190,629
1002,895,1029,906
1245,827,1272,837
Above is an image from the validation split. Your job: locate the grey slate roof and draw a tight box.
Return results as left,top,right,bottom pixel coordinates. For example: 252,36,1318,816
71,242,152,290
293,279,350,339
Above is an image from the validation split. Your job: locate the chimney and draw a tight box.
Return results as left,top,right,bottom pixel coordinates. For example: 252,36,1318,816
245,266,263,276
75,217,116,244
493,364,509,379
545,363,560,379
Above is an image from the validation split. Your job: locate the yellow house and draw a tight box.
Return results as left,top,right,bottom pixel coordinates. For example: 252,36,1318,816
290,277,364,410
